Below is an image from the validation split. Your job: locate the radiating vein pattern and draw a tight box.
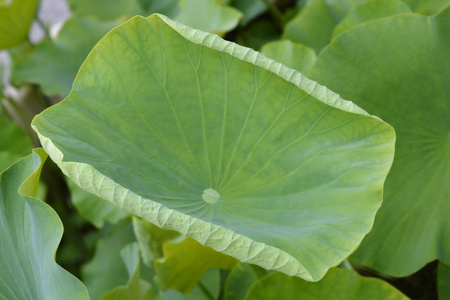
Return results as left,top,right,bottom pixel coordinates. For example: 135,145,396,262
32,14,395,281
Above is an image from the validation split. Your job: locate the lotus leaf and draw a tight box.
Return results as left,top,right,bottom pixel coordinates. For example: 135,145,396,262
32,14,395,281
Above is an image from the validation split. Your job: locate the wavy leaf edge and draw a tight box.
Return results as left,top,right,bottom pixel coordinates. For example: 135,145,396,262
32,13,395,282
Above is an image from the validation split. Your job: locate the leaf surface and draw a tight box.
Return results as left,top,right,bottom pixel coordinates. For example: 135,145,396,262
283,0,366,53
175,0,242,35
310,8,450,276
225,263,259,300
0,149,89,300
332,0,411,37
32,14,395,281
155,237,237,293
261,40,316,74
245,268,408,300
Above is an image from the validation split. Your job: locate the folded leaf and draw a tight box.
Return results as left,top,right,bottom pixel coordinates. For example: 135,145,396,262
32,14,395,281
0,149,89,300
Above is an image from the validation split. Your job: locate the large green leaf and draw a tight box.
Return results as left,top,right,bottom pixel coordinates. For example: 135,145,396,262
260,40,316,74
155,237,238,293
283,0,366,53
0,149,89,300
12,17,120,97
309,8,450,276
332,0,411,37
245,268,408,300
32,14,395,281
0,0,39,50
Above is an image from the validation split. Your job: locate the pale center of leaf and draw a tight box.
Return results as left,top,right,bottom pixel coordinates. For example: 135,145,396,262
202,188,220,204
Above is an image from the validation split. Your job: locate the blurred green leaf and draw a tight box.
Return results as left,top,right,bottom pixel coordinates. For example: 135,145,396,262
139,0,180,18
283,0,366,53
12,16,120,97
0,0,39,49
0,149,89,300
232,0,274,25
235,18,280,50
155,237,238,293
82,220,136,300
69,179,129,228
0,118,32,172
310,8,450,276
158,269,220,300
133,217,179,267
99,243,152,300
332,0,411,37
403,0,450,15
246,268,408,299
260,40,316,74
175,0,242,35
225,263,259,300
67,0,144,20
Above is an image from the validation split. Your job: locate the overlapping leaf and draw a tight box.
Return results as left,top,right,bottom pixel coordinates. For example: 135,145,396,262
0,149,89,300
310,7,450,276
32,14,395,281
